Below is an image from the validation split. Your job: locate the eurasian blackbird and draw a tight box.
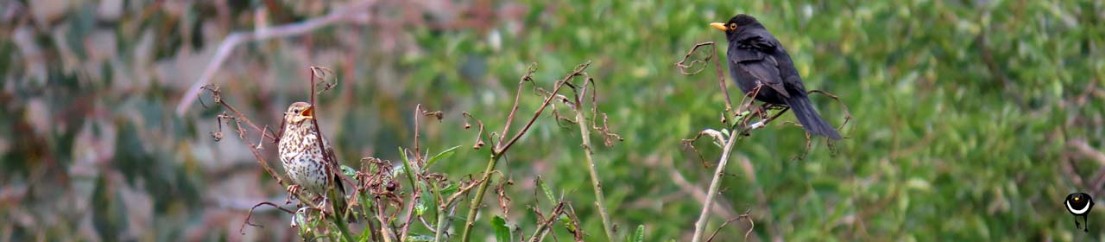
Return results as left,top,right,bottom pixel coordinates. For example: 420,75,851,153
712,14,842,140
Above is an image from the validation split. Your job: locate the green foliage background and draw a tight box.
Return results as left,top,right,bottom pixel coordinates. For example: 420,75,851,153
2,0,1103,241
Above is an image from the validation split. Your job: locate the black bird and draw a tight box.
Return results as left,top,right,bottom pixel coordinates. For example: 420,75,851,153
712,14,841,140
1065,192,1094,232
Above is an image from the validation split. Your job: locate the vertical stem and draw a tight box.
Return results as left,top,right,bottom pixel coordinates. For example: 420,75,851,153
691,129,739,242
433,204,452,242
398,147,423,241
461,155,501,242
330,210,356,242
376,201,394,242
575,109,614,241
362,192,383,242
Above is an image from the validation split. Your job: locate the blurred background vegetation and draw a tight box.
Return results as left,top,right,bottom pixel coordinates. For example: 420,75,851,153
2,0,1104,241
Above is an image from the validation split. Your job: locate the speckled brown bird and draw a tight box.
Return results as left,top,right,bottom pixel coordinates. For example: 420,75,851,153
278,102,347,215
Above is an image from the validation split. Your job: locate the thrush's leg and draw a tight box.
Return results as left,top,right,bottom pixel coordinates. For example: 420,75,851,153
285,185,301,204
311,194,330,215
287,185,302,196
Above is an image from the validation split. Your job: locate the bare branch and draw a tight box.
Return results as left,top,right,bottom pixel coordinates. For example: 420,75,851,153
240,202,297,235
462,61,592,242
175,0,378,115
1070,139,1105,167
462,112,486,150
705,211,754,242
498,63,539,146
496,61,592,155
676,42,734,116
528,201,566,242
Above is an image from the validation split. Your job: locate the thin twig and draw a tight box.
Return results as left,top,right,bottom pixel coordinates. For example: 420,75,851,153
175,0,377,115
705,211,754,242
498,63,539,147
691,128,740,242
240,202,298,235
496,61,592,154
398,171,421,241
462,112,486,150
206,90,322,235
808,89,852,137
397,104,444,242
414,104,425,162
528,201,566,242
677,42,734,116
567,76,615,241
680,41,755,242
667,169,737,219
461,61,592,242
303,66,355,241
1070,139,1105,167
433,177,482,241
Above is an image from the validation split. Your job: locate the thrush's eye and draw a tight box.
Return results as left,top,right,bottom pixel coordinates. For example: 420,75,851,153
728,23,737,30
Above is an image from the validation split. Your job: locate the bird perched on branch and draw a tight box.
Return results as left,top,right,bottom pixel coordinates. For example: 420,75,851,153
712,14,842,139
278,102,349,219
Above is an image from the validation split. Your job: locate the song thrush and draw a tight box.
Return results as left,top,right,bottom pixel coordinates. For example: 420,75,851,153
278,102,347,217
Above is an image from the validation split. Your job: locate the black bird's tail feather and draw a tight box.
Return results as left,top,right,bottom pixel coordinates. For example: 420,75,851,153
783,94,842,140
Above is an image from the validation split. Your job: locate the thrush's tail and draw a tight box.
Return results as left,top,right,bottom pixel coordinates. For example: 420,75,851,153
783,94,842,140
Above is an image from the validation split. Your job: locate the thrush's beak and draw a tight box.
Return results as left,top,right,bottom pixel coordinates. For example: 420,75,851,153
710,22,729,32
302,106,314,119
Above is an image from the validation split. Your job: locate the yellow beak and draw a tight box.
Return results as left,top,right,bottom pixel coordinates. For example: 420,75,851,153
710,22,728,32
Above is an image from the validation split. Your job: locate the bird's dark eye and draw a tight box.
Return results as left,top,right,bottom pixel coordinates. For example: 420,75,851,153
728,23,737,30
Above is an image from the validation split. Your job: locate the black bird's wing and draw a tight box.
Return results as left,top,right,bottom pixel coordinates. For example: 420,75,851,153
728,27,842,139
730,32,790,98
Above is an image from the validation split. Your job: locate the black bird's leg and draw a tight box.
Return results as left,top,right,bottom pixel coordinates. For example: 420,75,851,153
733,84,764,135
763,107,790,124
756,104,771,120
743,84,764,117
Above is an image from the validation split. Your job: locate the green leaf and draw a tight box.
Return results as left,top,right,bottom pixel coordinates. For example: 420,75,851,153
391,165,405,178
559,214,576,234
491,216,512,242
399,147,417,175
407,234,435,241
341,165,357,180
425,145,461,169
398,147,418,196
630,225,644,242
440,183,458,196
294,209,310,235
415,196,427,216
537,177,556,203
358,222,373,242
